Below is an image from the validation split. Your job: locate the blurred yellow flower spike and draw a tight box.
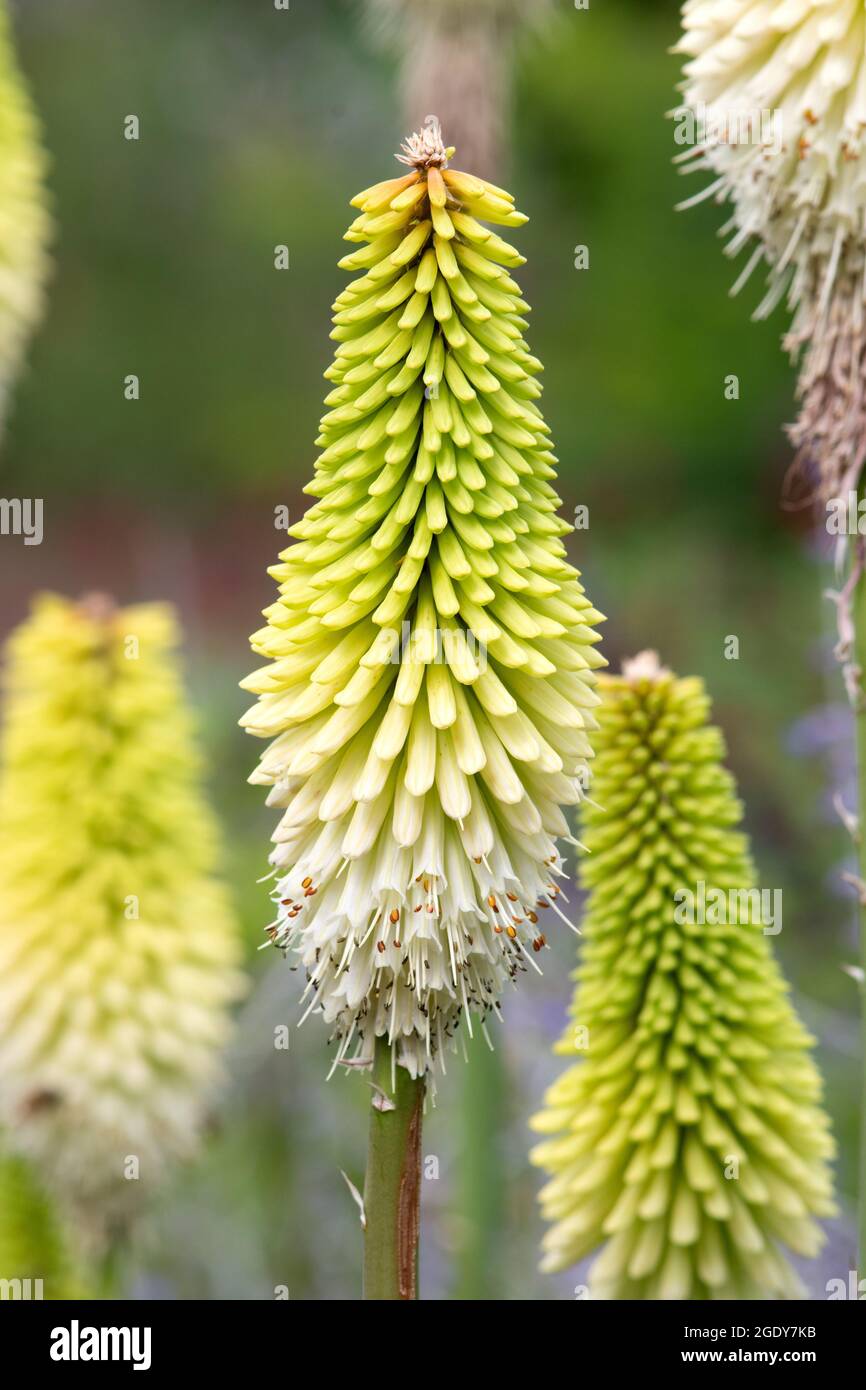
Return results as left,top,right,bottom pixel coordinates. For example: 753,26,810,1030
0,0,51,443
0,594,245,1249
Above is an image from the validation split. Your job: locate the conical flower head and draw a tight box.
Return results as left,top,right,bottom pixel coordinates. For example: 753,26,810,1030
531,654,835,1299
676,1,866,497
242,125,605,1078
0,595,244,1243
0,1150,86,1299
0,0,50,438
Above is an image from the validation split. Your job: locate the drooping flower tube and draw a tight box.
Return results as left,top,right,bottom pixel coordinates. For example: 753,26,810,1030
0,595,245,1247
242,123,605,1079
676,0,866,500
0,0,50,440
531,654,835,1299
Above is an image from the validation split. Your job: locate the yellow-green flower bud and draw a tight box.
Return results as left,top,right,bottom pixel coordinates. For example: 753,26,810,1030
531,653,835,1299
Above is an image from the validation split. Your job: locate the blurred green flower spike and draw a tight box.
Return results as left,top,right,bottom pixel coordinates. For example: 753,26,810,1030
532,652,836,1300
0,595,245,1249
0,0,50,441
242,122,605,1080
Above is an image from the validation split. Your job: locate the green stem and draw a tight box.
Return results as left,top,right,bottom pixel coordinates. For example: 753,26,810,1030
363,1036,425,1300
855,549,866,1278
95,1237,124,1299
452,1030,506,1300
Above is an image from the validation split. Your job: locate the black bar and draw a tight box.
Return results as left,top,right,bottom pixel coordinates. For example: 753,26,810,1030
0,1295,861,1374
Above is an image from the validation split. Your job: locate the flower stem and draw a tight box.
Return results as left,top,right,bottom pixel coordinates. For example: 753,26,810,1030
452,1031,506,1299
363,1036,425,1300
96,1240,123,1299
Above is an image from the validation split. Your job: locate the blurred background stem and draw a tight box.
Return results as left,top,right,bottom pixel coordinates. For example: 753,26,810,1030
451,1030,507,1300
363,1038,425,1300
96,1240,123,1300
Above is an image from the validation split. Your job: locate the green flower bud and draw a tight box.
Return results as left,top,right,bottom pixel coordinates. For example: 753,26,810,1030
242,124,605,1078
531,653,836,1299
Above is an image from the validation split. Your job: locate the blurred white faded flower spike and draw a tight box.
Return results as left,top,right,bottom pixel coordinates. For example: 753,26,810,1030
676,0,866,501
366,0,552,181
